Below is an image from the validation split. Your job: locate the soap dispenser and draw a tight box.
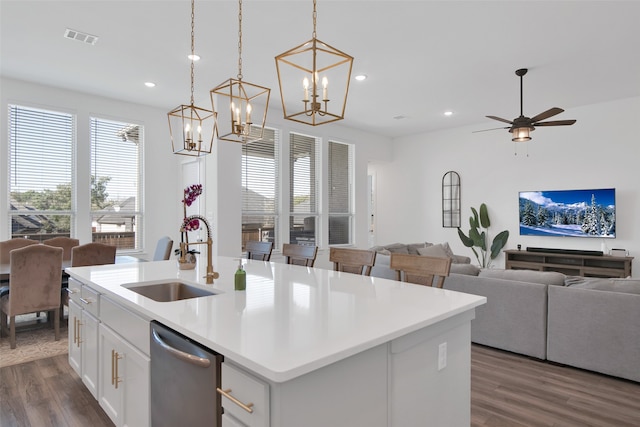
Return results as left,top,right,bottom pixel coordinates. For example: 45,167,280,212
234,259,246,291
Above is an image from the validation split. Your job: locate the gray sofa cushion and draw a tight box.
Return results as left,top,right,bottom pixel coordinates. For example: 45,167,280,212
478,269,566,286
568,277,640,295
450,264,480,276
407,242,429,255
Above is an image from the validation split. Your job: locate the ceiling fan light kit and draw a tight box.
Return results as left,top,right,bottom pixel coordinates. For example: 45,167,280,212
483,68,576,142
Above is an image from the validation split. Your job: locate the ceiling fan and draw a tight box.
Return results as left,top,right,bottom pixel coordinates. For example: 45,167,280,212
477,68,576,142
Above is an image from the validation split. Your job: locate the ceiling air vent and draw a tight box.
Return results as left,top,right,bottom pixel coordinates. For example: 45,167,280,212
64,28,98,45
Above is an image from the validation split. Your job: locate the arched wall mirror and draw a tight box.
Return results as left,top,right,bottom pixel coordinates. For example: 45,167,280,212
442,171,461,228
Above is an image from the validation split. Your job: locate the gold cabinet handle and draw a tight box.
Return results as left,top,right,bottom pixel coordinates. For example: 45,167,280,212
76,319,83,347
79,297,92,305
216,388,254,413
111,349,123,389
66,287,79,295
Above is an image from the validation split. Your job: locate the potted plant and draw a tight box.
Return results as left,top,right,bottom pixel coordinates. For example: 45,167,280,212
457,203,509,268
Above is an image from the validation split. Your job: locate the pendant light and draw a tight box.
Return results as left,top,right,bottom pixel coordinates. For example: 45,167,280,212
275,0,354,126
168,0,216,157
210,0,270,144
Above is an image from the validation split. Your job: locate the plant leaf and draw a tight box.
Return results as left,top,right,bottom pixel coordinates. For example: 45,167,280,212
479,203,490,228
470,208,479,228
457,228,474,247
490,230,510,259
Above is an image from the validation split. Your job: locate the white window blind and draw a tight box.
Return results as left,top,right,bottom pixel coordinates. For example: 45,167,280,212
8,104,74,238
328,141,353,245
242,127,279,250
90,117,142,250
289,132,319,246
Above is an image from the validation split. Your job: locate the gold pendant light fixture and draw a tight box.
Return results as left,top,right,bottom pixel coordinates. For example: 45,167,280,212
275,0,354,126
168,0,216,157
210,0,270,144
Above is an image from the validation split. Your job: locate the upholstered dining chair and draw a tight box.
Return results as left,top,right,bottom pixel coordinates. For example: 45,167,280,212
0,244,63,349
152,236,174,261
43,236,80,261
329,248,377,276
245,241,274,261
0,238,39,264
390,253,452,288
71,242,117,267
282,243,318,267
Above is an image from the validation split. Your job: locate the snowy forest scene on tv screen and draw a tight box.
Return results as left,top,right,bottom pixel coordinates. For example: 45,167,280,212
519,188,616,238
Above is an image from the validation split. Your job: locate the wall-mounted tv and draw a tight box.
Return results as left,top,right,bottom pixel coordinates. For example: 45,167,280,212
519,188,616,238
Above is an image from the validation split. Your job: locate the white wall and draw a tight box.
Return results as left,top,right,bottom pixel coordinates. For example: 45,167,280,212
370,96,639,277
1,77,393,265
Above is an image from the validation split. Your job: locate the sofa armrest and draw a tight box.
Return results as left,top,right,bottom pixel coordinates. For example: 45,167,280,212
547,286,640,382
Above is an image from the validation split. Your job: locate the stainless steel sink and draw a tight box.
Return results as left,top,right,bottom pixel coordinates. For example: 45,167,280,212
123,281,218,302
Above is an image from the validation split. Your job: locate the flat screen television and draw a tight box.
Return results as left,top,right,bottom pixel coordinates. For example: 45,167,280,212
519,188,616,238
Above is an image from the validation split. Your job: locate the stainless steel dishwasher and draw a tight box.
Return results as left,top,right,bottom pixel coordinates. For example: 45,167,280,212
150,321,223,427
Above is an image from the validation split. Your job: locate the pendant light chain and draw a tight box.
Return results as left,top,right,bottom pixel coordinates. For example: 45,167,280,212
190,0,195,106
312,0,317,39
237,0,243,81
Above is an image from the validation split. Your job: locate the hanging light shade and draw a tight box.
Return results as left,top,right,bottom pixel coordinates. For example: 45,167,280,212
275,0,353,126
210,0,270,144
168,0,216,157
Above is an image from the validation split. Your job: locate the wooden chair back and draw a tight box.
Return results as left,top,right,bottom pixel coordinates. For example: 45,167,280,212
0,244,63,348
390,253,452,288
245,241,274,261
329,248,376,276
43,236,80,260
152,236,174,261
0,238,39,264
282,244,318,267
71,243,117,267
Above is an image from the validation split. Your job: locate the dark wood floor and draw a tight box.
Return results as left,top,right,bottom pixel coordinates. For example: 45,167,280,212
1,345,639,426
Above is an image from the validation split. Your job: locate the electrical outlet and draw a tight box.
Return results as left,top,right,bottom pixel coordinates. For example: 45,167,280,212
438,342,447,371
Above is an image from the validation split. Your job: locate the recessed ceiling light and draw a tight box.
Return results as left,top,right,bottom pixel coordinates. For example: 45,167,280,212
145,82,156,88
444,111,454,116
188,54,201,61
355,74,367,81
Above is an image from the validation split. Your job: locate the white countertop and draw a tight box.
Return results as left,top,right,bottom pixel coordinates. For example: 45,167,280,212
66,256,485,382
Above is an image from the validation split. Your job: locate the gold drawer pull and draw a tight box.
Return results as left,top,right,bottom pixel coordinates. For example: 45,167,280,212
216,387,254,413
79,297,92,305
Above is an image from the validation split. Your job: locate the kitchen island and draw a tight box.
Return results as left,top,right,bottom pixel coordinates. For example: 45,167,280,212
66,256,485,427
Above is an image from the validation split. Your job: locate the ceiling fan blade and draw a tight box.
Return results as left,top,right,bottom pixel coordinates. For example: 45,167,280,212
535,119,577,127
472,126,510,133
530,107,564,123
486,115,513,125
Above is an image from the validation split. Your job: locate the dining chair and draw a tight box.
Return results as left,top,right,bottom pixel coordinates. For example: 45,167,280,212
245,241,274,261
329,247,377,276
0,244,63,349
152,236,174,261
0,238,39,264
42,236,80,260
390,253,452,288
282,243,318,267
71,242,117,267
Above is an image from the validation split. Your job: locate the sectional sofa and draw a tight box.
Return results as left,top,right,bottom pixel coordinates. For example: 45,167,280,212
369,242,640,382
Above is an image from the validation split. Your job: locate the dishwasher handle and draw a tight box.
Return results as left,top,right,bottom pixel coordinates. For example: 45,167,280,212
152,328,211,368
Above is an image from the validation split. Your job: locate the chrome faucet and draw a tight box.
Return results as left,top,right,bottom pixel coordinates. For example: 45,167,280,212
179,215,219,284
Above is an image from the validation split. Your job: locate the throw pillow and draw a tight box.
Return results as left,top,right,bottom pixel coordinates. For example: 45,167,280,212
407,242,428,255
417,244,450,259
441,242,455,258
386,243,409,254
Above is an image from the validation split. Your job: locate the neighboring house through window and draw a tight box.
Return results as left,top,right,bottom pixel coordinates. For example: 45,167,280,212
289,132,320,247
90,117,143,250
328,140,353,245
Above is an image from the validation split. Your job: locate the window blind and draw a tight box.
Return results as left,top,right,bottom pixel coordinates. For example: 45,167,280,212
8,105,74,237
242,127,279,248
90,117,142,250
289,132,319,246
328,141,353,245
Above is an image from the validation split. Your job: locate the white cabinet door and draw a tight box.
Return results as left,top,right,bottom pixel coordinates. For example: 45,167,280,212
222,413,248,427
81,310,99,399
68,299,82,376
98,323,150,427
